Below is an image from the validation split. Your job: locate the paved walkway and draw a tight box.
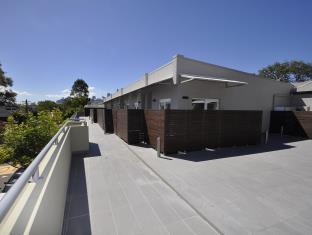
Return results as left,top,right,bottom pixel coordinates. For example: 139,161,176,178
65,121,312,234
65,122,217,234
128,136,312,234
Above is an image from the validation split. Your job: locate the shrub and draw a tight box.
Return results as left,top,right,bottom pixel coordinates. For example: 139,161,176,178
0,109,64,168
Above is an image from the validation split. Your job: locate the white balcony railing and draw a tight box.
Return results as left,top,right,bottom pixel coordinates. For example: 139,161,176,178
0,120,89,234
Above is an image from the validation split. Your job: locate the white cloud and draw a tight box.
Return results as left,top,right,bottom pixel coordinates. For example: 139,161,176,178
45,88,70,99
16,91,32,96
1,86,32,96
62,89,71,94
45,86,101,100
88,87,96,97
45,94,64,99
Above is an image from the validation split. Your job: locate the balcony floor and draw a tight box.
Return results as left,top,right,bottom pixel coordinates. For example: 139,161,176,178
63,119,312,234
63,120,217,234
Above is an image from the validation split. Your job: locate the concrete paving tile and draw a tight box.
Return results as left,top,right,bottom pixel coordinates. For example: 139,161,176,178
184,216,217,235
88,192,111,213
131,202,163,230
148,197,181,226
165,220,195,235
254,221,303,235
139,183,162,202
284,215,312,235
67,180,88,198
107,188,129,209
73,121,312,234
218,197,280,232
165,196,196,220
112,205,142,235
135,225,169,235
66,214,91,235
91,210,117,235
121,184,147,207
68,194,89,218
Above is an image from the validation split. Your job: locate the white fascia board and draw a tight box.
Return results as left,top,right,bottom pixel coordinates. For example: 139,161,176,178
180,74,248,85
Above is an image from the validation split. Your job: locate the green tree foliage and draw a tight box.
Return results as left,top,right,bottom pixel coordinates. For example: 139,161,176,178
0,64,17,106
259,61,312,82
70,79,89,97
60,96,88,119
0,109,63,167
58,79,90,118
11,109,29,124
37,100,59,112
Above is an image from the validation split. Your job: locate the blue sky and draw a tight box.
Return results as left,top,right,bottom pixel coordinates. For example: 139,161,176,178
1,0,312,102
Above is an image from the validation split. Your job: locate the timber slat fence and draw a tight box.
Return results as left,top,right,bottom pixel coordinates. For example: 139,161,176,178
157,110,262,154
270,111,312,138
96,109,262,154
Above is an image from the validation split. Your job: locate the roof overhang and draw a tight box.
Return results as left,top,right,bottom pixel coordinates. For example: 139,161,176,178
291,91,312,95
84,104,105,109
180,74,248,87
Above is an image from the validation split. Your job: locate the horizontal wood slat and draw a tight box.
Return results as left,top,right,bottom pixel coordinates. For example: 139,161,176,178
270,111,312,138
102,109,262,155
144,110,165,153
163,110,262,154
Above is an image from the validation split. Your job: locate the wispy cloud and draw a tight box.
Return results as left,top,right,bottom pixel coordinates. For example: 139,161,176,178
1,86,33,96
62,89,71,95
45,86,99,100
15,90,32,96
88,86,96,96
45,94,65,99
1,87,32,96
46,88,70,99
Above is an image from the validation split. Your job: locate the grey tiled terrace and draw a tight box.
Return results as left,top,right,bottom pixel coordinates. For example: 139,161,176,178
128,136,312,234
64,120,312,234
63,121,217,234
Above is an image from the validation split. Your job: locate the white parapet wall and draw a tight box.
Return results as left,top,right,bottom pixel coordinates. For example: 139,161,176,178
0,122,89,235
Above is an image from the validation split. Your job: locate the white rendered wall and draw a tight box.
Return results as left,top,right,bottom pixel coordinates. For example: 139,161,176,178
0,124,89,235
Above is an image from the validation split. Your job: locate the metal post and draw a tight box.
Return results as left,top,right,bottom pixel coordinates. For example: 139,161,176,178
265,130,269,144
156,137,161,158
31,167,40,182
281,125,284,136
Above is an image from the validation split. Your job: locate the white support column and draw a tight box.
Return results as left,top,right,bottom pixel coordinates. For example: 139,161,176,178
144,73,148,86
172,54,184,85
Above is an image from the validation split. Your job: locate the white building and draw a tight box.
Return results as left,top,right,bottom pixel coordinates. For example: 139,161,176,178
104,54,293,132
291,81,312,111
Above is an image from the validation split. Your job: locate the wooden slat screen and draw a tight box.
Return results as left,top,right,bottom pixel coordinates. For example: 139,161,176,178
144,110,165,153
110,109,262,154
270,111,312,138
103,109,114,133
96,108,105,130
163,110,262,154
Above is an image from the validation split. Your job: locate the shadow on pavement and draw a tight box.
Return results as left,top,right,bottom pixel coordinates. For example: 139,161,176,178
167,135,306,162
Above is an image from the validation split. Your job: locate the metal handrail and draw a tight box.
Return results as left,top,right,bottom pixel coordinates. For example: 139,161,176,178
0,121,73,222
69,112,78,121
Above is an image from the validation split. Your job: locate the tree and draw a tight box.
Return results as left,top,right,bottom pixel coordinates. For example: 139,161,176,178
0,64,17,106
0,109,63,167
259,61,312,83
70,79,89,97
37,100,59,112
60,96,88,119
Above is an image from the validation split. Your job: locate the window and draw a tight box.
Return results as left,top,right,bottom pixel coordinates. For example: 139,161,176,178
159,98,171,110
134,102,140,109
192,98,219,110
